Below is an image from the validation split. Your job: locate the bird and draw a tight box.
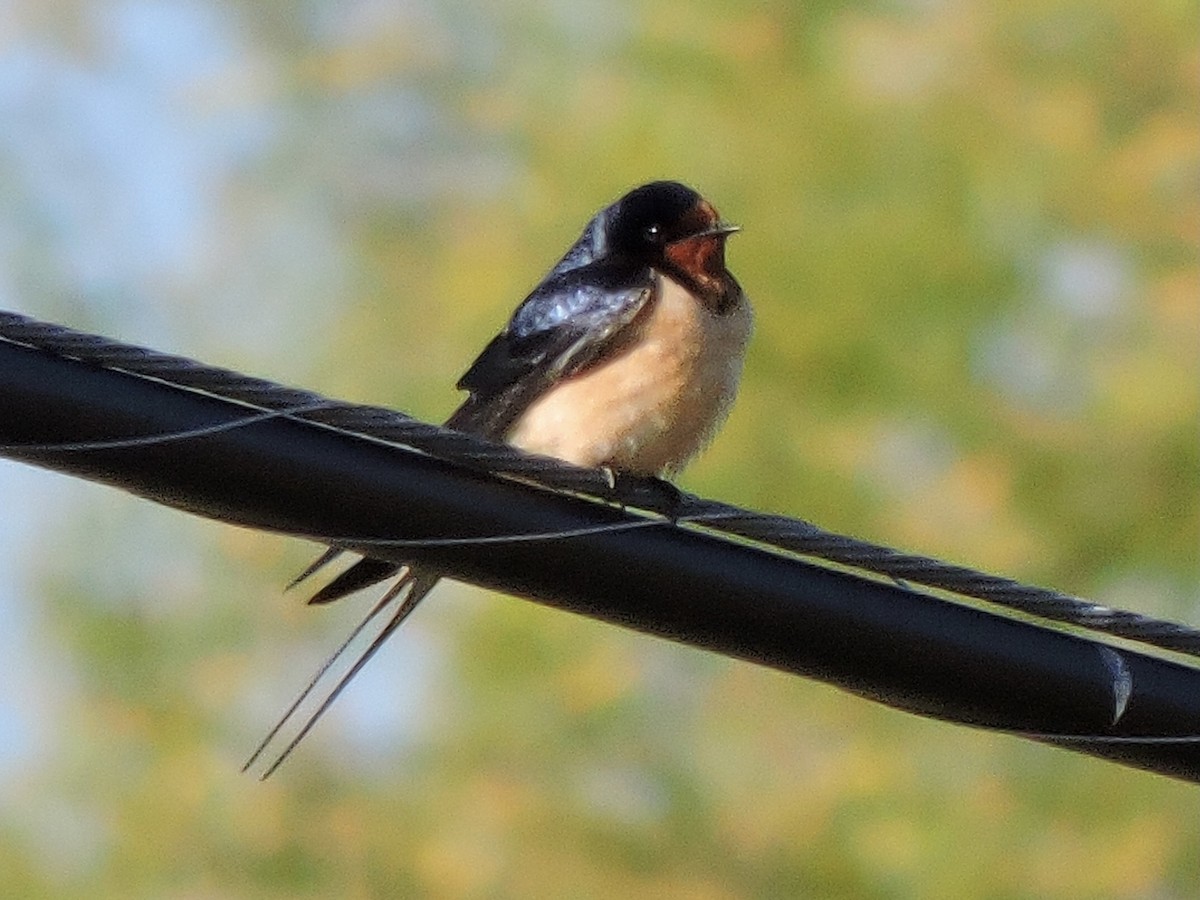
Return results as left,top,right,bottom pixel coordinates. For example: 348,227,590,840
246,180,752,777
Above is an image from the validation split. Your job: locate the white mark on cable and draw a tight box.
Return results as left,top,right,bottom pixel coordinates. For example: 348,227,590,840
1098,645,1133,725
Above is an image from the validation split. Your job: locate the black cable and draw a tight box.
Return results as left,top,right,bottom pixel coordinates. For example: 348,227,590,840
1,318,1199,783
1,309,1196,658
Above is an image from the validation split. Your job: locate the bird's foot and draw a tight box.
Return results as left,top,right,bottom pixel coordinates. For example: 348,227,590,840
609,472,688,522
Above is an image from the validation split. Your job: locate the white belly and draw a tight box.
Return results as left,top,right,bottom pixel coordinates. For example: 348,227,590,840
506,275,752,476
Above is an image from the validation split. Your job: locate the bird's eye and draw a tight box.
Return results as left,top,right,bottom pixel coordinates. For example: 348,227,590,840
643,223,661,243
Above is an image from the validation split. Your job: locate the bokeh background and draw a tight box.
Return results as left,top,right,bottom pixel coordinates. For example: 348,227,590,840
1,1,1197,897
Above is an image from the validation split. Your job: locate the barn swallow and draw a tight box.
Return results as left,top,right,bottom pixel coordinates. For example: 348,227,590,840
247,181,751,776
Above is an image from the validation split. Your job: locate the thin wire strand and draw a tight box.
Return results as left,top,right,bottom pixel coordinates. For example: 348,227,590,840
3,310,1198,658
321,517,663,549
1017,732,1200,745
0,401,338,453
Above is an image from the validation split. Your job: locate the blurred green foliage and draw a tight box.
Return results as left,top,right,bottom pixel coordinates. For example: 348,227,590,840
1,0,1197,897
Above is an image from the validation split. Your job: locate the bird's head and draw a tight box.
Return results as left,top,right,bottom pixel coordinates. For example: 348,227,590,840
603,181,741,312
546,181,742,313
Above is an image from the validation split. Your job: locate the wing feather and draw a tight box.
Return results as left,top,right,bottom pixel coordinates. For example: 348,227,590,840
449,263,655,438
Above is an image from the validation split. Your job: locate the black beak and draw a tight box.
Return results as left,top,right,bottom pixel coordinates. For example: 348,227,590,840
671,221,740,244
705,221,741,237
